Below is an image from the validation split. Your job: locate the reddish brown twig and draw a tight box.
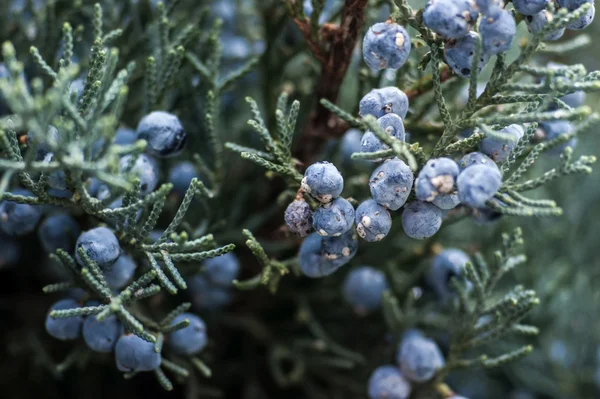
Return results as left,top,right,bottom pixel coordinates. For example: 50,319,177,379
288,0,369,165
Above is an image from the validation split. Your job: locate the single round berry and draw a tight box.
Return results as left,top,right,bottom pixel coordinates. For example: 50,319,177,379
415,158,459,203
119,154,160,196
538,120,577,155
45,299,84,341
525,10,565,41
339,128,371,171
479,9,516,55
115,334,162,372
104,253,137,289
360,130,388,159
301,162,344,203
37,213,80,253
285,199,313,237
359,87,409,119
168,161,200,195
444,32,491,79
397,333,445,382
136,111,187,158
458,151,499,172
432,192,460,210
401,201,442,240
167,313,208,355
322,229,359,268
427,249,470,299
202,252,240,287
313,197,355,237
355,199,392,242
83,314,122,353
342,266,389,314
298,232,337,278
457,164,502,208
367,365,412,399
423,0,474,39
513,0,549,16
0,189,42,237
379,113,406,141
75,227,121,269
362,22,411,70
369,158,414,210
188,274,233,310
480,124,524,162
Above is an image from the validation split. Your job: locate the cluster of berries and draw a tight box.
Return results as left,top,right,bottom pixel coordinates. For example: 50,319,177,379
362,0,595,79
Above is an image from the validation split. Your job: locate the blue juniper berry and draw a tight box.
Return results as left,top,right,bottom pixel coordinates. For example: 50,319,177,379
444,32,491,78
415,158,459,203
480,124,524,162
37,213,80,253
567,4,595,30
458,151,500,172
202,252,240,287
45,298,84,341
367,365,412,399
513,0,549,16
362,22,411,70
75,226,121,269
401,201,442,240
355,199,392,242
479,9,517,55
83,314,123,353
369,158,414,211
313,197,355,237
342,266,389,314
115,334,162,372
457,164,502,208
301,161,344,203
136,111,187,158
103,253,137,289
396,332,445,382
0,189,42,237
359,87,409,119
525,10,565,41
322,229,359,268
168,161,200,196
119,154,160,196
427,248,471,299
285,198,313,237
538,120,577,155
167,313,208,355
423,0,474,39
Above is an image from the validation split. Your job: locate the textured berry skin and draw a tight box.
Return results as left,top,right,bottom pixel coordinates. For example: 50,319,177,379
370,158,414,210
379,113,406,141
367,365,412,399
458,151,499,172
526,10,565,41
322,229,359,268
423,0,473,39
538,120,577,155
313,197,355,237
355,199,392,242
415,158,459,203
513,0,549,16
0,189,42,237
476,0,503,17
114,127,137,145
136,111,187,158
285,199,313,237
0,234,20,269
104,253,137,289
75,227,121,269
479,9,516,55
119,154,159,195
168,161,199,195
427,249,470,299
444,32,491,78
115,334,162,372
167,313,207,355
567,4,595,30
45,299,84,341
362,22,411,70
37,213,80,253
301,162,344,203
480,124,524,162
457,164,502,208
83,315,122,353
342,266,389,314
397,333,445,382
299,231,358,278
359,87,409,119
401,201,442,240
203,252,240,286
432,192,460,210
188,274,233,310
360,130,388,158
